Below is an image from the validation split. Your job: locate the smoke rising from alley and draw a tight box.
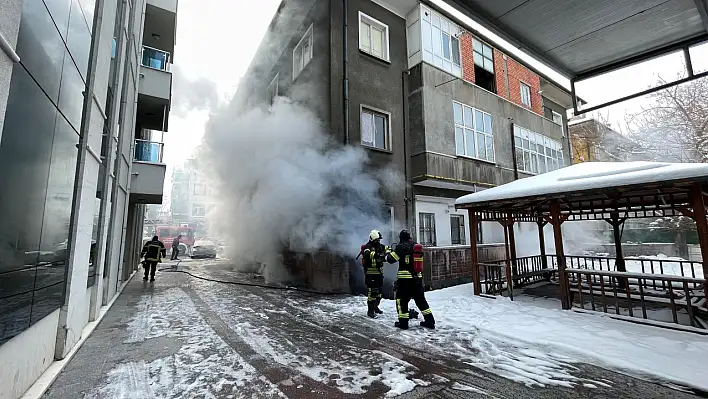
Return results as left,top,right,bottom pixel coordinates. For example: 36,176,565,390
198,96,402,283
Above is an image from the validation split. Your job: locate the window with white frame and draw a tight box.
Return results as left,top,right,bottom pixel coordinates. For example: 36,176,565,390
266,73,278,105
193,183,206,195
359,12,389,61
192,204,206,217
293,24,313,81
361,106,390,150
520,82,532,107
552,110,563,125
420,7,461,76
453,101,494,162
473,39,494,73
514,125,564,174
450,215,465,245
419,213,436,246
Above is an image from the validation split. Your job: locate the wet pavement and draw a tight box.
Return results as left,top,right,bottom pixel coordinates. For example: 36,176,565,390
41,258,701,398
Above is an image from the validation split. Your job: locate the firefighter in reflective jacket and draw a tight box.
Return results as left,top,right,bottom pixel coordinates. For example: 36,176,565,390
394,230,435,329
362,229,399,318
141,236,166,282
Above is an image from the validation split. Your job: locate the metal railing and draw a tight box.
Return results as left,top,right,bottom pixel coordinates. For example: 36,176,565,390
133,139,164,163
141,45,171,72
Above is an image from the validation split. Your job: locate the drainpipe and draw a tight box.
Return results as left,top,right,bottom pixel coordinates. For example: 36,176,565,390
343,0,349,145
509,119,519,180
402,70,410,228
0,31,20,63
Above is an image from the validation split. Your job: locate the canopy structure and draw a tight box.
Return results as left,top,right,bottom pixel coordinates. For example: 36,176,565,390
444,0,708,114
455,162,708,324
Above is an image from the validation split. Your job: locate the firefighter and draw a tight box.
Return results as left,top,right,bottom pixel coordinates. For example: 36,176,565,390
394,230,435,329
362,229,399,318
141,235,166,282
170,234,182,260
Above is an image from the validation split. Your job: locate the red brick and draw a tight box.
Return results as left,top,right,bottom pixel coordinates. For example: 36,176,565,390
494,49,543,115
460,32,475,83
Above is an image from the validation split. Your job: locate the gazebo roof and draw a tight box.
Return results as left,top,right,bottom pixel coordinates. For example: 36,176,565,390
455,162,708,221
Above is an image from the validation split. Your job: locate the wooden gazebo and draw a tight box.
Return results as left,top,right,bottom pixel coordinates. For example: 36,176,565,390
455,162,708,328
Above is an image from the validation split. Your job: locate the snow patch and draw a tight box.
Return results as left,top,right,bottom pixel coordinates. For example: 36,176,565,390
89,288,284,398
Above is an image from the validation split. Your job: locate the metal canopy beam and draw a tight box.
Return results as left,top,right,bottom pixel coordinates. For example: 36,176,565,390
695,0,708,33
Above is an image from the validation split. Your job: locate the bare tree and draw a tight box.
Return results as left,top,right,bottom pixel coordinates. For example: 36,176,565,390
625,75,708,162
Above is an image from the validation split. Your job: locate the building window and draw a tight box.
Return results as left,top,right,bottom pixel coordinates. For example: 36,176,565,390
421,7,462,76
293,24,313,81
266,73,278,105
520,82,532,107
552,110,563,125
361,106,390,151
193,183,206,195
453,101,494,162
192,204,206,217
450,215,465,245
514,125,564,174
473,38,495,93
419,213,436,246
359,12,389,61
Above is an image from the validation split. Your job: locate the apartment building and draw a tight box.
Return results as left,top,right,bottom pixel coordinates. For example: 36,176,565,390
569,117,647,163
0,0,177,397
170,159,219,233
236,0,572,249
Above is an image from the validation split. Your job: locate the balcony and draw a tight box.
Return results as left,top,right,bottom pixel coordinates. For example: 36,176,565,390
130,139,166,204
138,46,172,131
410,151,516,191
143,2,176,58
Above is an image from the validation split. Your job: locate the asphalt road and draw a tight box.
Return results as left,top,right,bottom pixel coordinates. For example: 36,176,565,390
42,258,702,398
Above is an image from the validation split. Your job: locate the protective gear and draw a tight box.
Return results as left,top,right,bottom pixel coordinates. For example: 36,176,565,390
369,229,383,242
362,235,399,317
141,236,166,281
399,230,411,242
394,233,435,330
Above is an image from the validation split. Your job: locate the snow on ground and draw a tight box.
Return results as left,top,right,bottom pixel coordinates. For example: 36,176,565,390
196,286,427,397
308,283,708,392
625,254,704,279
88,288,285,399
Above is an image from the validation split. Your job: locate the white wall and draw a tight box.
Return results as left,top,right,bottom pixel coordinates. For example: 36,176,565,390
415,195,505,246
0,310,59,399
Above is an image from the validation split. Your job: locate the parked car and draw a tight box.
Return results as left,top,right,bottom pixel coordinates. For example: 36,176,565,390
191,240,217,259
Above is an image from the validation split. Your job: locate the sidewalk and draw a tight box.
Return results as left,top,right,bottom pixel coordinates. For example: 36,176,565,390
39,260,700,398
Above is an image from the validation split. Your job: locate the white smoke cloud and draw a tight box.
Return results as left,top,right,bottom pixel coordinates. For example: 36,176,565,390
198,96,401,283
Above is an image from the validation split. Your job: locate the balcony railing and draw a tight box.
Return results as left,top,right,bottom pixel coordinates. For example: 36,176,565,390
134,139,164,163
141,45,171,72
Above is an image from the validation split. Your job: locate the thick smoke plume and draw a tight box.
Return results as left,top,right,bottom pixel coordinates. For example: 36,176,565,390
198,97,400,283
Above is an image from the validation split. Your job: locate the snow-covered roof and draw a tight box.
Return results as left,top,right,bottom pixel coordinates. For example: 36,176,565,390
456,161,708,208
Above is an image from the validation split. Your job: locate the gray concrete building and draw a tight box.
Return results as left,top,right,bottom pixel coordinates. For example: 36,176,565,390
0,0,176,397
238,0,573,250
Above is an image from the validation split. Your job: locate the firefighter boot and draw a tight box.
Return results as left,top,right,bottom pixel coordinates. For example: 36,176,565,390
394,319,409,330
374,298,383,314
420,313,435,329
367,302,377,318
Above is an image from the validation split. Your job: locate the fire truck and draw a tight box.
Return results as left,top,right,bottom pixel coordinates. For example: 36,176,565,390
153,225,196,256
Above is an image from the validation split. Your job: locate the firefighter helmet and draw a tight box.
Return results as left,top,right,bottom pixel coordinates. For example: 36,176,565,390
369,229,382,241
399,230,411,242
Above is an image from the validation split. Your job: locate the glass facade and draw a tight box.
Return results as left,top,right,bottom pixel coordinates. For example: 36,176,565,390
0,0,92,345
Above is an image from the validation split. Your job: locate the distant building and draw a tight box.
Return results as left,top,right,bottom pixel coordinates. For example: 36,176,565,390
170,160,219,233
569,117,647,163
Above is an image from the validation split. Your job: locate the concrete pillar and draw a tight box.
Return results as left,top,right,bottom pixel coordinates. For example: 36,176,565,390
0,0,24,142
55,0,117,358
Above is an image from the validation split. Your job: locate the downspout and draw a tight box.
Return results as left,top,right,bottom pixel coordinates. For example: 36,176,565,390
509,119,519,180
343,0,349,145
402,70,410,228
0,31,20,63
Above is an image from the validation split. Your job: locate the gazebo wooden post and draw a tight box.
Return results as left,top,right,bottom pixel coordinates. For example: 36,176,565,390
507,213,518,287
607,212,628,290
468,209,481,296
537,216,549,280
689,185,708,305
502,218,514,300
550,200,571,310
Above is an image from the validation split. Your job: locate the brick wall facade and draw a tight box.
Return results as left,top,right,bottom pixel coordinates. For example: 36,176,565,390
493,50,543,115
460,32,476,83
493,49,507,98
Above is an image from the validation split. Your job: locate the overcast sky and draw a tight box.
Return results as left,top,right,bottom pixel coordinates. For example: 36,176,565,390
164,0,708,173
